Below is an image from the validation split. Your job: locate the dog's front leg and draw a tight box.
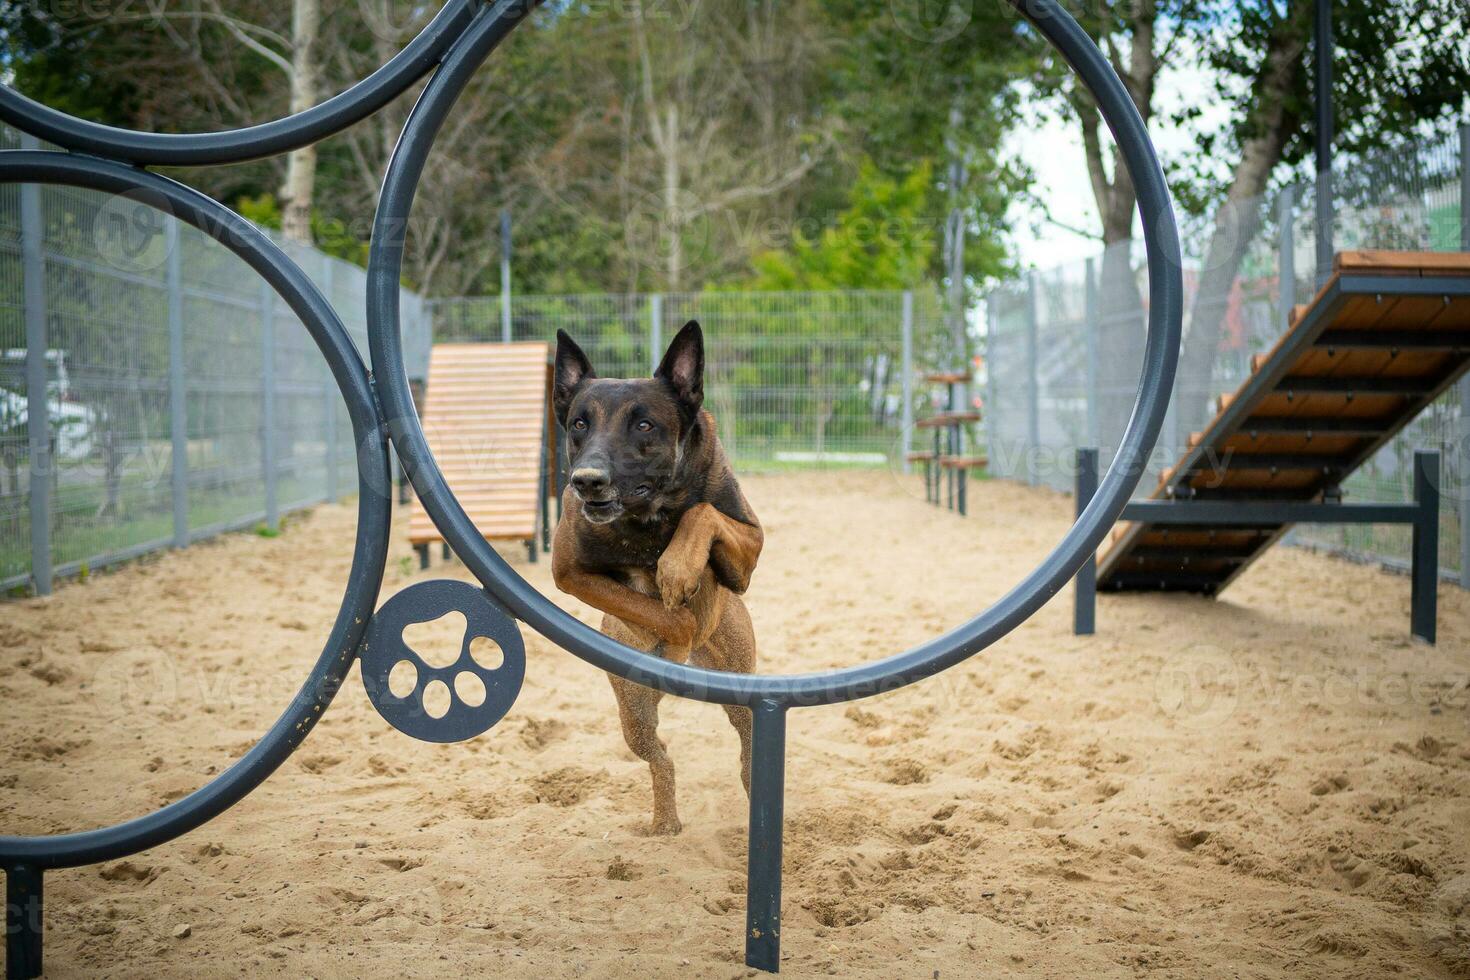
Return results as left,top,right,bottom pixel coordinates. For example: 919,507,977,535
657,503,764,607
553,563,698,649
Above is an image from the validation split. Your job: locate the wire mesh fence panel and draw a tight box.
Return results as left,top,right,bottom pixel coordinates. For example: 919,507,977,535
665,291,940,467
1032,261,1095,491
0,125,432,593
984,280,1031,483
429,288,949,471
984,129,1469,583
272,244,328,513
43,183,175,571
0,145,27,583
181,220,268,538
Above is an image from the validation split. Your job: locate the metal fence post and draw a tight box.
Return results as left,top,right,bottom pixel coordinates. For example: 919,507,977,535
500,209,512,343
1460,376,1469,589
1084,257,1100,450
166,216,188,548
1313,0,1334,291
20,134,51,595
649,293,663,371
321,259,339,504
1025,270,1040,486
1278,185,1297,328
985,301,998,478
260,280,278,531
900,290,914,474
1459,125,1469,589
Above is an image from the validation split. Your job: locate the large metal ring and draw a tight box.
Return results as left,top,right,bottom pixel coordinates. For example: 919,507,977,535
366,0,1184,707
0,152,392,869
0,0,476,167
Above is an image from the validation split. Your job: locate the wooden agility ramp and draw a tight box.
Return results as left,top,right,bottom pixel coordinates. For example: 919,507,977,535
1082,251,1470,641
408,341,556,565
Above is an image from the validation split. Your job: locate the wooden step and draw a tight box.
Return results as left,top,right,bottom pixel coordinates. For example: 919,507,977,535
916,411,981,429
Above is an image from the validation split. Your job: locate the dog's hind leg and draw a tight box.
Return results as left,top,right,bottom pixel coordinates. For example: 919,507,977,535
691,594,756,795
604,614,682,835
608,675,680,835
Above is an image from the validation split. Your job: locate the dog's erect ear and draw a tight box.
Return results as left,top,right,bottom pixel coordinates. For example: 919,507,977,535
554,329,596,425
655,320,704,422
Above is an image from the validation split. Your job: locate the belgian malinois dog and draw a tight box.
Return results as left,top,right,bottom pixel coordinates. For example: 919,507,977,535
550,321,763,835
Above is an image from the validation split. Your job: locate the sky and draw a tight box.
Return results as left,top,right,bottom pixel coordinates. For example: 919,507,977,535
1005,57,1229,271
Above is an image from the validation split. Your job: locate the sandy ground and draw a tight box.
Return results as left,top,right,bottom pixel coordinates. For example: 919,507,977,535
4,469,1470,979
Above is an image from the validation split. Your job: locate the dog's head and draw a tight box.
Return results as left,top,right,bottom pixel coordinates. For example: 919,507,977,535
553,320,705,525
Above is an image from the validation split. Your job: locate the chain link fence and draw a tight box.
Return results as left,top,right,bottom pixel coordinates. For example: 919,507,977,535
985,126,1470,585
430,288,951,469
0,128,432,594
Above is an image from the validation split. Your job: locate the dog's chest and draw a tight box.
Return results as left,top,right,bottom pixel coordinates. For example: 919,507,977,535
582,518,675,571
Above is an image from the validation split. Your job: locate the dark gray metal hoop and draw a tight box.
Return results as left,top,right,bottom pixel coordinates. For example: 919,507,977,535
0,0,477,166
0,153,393,871
365,0,1183,709
0,0,1183,973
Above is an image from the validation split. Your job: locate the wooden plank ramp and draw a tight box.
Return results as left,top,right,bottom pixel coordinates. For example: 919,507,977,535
408,341,552,546
1098,250,1470,595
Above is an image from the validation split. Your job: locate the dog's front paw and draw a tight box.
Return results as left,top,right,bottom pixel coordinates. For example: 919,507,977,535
656,551,703,610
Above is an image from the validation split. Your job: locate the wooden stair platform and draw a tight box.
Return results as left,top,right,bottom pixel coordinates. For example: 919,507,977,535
916,411,981,429
408,341,553,545
1098,250,1470,595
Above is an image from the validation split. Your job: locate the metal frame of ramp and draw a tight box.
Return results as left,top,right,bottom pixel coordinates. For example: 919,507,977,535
1074,250,1470,643
408,341,555,565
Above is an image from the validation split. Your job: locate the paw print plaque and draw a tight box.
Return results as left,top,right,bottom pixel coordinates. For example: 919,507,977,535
360,579,525,743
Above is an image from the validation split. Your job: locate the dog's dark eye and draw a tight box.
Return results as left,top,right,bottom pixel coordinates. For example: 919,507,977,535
572,418,587,431
636,420,653,432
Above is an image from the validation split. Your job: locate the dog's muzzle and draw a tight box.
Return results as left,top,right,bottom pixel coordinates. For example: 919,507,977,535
571,466,622,523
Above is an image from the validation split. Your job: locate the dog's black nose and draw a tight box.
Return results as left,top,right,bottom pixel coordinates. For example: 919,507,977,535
571,468,611,495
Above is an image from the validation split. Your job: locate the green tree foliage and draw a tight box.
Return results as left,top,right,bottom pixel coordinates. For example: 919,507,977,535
748,161,937,291
1,0,1032,298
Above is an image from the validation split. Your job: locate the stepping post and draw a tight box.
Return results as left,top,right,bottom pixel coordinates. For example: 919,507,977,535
6,864,43,980
745,699,787,973
1410,450,1439,644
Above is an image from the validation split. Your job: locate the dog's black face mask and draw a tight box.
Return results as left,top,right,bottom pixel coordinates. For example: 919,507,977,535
554,321,705,526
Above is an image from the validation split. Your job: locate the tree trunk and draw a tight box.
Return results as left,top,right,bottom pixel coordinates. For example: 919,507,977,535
661,103,682,292
1072,2,1158,452
1174,12,1308,439
281,0,320,244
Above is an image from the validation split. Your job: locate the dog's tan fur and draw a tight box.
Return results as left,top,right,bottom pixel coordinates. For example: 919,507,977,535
550,327,761,835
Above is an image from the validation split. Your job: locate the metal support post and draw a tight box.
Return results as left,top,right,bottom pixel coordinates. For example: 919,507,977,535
1073,448,1098,635
1411,449,1440,644
6,864,43,980
744,699,787,973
